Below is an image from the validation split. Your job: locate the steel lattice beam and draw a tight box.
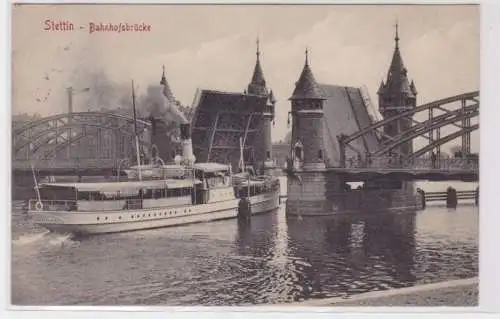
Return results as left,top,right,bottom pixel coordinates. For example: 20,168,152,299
343,91,479,145
372,110,478,157
378,104,478,150
13,112,152,162
413,124,479,157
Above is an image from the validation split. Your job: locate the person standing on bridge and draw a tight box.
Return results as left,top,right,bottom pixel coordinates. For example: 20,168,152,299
431,151,437,169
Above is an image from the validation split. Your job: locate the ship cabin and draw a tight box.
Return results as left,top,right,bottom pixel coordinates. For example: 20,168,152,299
29,162,235,212
192,163,236,204
192,163,232,189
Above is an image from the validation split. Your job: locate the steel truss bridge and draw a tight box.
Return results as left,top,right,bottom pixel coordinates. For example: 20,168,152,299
333,91,479,181
12,112,152,175
12,91,479,181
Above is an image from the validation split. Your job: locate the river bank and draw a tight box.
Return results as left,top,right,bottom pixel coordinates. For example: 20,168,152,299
285,277,478,307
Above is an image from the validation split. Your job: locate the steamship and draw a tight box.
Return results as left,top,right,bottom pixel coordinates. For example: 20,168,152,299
27,83,280,235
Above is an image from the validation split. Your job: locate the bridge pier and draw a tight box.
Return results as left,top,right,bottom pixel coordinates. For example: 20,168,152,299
286,168,420,216
446,187,458,209
475,186,479,206
286,169,343,215
416,188,426,210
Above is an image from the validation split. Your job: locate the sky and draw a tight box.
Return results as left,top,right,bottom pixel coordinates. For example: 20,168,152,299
11,4,479,147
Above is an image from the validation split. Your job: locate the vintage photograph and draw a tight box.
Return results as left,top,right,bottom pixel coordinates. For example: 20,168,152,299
11,4,479,306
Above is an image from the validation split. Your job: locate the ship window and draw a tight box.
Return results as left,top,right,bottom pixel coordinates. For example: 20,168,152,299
118,216,122,220
105,217,108,220
144,189,153,199
131,215,134,219
167,188,183,197
97,217,100,221
79,191,90,200
153,188,165,198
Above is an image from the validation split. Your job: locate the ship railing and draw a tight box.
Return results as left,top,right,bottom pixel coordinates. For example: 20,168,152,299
28,199,78,211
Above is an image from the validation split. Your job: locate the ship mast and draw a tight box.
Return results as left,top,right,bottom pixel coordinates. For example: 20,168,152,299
131,80,142,181
239,137,245,173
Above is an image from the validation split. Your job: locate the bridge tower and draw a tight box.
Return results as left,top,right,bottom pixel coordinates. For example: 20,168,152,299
286,49,336,216
289,49,326,170
247,39,276,173
377,23,418,157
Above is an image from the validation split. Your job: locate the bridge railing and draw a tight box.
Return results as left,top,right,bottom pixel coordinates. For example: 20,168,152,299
344,156,479,171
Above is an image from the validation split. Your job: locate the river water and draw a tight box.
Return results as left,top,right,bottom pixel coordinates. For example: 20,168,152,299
11,179,478,306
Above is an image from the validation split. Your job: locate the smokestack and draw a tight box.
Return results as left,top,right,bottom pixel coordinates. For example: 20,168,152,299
180,123,195,166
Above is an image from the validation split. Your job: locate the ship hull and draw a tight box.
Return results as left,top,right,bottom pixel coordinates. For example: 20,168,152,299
29,191,280,236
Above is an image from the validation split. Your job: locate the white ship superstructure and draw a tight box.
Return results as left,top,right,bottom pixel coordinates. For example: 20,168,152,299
27,122,280,235
27,71,280,235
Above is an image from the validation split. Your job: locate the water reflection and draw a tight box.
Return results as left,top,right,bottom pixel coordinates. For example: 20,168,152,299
286,211,418,297
11,202,477,306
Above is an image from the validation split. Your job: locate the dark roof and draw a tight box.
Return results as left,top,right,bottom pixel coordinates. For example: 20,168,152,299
247,53,268,96
194,89,267,112
379,37,415,98
290,58,325,100
319,84,380,165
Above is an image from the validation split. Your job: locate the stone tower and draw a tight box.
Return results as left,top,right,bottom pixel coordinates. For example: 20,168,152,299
377,23,418,157
289,49,326,170
247,39,276,173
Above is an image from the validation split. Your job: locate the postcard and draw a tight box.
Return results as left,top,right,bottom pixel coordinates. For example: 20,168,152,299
10,2,479,309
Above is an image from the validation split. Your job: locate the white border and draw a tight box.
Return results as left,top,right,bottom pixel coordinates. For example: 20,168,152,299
3,0,500,318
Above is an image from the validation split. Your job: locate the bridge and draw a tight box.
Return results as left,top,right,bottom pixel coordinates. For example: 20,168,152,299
12,90,479,182
285,91,479,182
338,91,479,159
12,112,153,176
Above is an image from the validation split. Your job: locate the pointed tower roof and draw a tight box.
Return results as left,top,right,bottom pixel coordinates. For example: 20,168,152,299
289,49,325,100
410,80,418,95
380,22,415,98
247,38,268,96
160,65,175,102
269,89,276,104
